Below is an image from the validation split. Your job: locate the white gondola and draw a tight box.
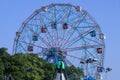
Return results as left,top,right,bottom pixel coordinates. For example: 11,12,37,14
99,33,106,40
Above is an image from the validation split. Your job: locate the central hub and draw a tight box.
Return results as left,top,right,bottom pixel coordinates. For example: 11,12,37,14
48,47,61,56
46,47,67,63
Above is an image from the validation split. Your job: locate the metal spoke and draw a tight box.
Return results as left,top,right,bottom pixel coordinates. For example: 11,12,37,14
62,44,103,52
26,26,51,47
37,13,53,47
62,27,96,48
56,7,71,47
59,13,87,48
16,39,45,49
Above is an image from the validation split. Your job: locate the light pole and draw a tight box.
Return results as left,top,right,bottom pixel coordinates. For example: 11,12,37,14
105,67,112,80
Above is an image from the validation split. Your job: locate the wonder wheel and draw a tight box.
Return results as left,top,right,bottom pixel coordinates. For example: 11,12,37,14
12,4,105,80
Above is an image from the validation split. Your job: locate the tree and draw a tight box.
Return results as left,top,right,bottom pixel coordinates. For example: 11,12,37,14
0,47,10,80
66,66,84,80
0,47,84,80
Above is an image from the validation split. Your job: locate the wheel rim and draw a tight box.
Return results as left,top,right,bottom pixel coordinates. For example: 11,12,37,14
12,3,105,78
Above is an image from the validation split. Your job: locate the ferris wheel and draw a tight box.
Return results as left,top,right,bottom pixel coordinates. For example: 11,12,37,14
12,4,105,80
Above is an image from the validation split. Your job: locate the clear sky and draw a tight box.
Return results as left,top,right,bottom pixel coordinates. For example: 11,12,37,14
0,0,120,80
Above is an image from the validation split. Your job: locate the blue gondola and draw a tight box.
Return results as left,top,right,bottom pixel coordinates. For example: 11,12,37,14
88,76,95,80
32,35,38,41
90,30,96,37
97,66,104,72
51,21,57,29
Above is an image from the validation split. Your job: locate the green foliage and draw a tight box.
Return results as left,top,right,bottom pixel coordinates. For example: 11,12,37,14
0,62,4,80
0,47,83,80
0,47,10,57
66,66,84,80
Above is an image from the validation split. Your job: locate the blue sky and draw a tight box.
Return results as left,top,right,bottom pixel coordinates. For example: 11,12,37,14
0,0,120,80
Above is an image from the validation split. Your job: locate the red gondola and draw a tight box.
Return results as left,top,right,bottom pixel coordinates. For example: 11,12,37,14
97,48,102,53
75,6,81,11
41,27,47,33
28,46,33,51
16,32,21,37
63,23,68,29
